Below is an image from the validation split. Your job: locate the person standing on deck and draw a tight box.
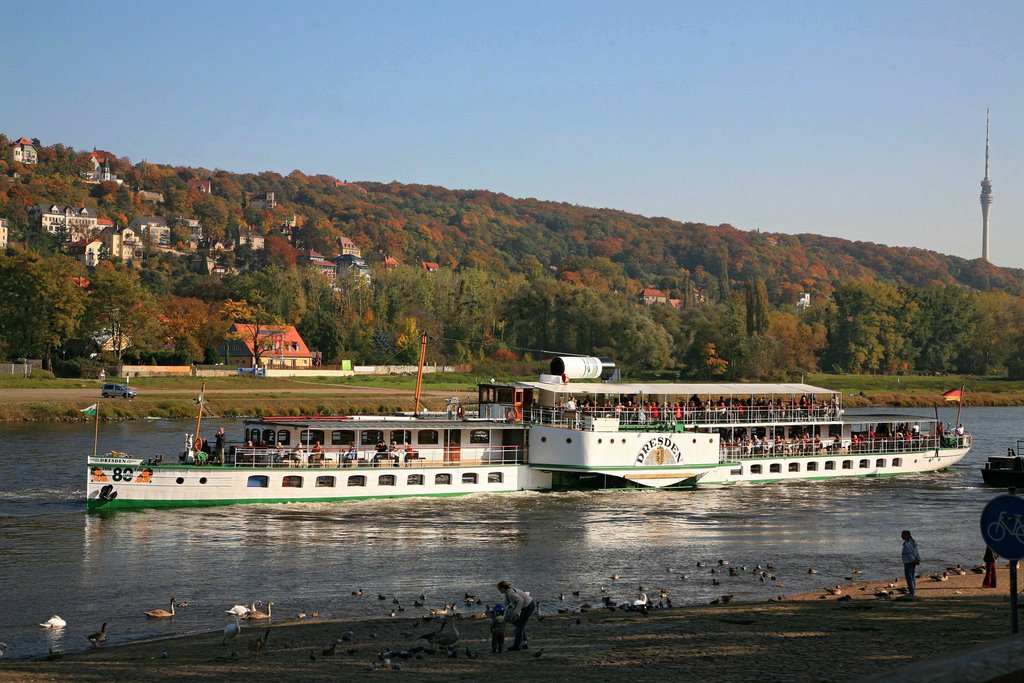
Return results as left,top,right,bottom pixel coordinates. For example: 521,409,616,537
901,530,921,597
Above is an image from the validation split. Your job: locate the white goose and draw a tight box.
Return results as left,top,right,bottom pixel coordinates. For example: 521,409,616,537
632,593,649,607
225,603,252,617
40,615,67,629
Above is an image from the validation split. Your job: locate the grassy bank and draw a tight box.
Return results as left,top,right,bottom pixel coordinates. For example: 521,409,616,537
0,372,1022,422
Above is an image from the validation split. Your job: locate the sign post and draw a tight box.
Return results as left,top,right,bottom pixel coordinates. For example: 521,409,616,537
980,488,1024,634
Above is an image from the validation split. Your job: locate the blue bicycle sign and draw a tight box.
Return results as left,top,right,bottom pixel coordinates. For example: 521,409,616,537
981,495,1024,560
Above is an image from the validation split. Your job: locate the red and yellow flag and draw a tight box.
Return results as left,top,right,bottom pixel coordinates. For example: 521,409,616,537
942,388,963,402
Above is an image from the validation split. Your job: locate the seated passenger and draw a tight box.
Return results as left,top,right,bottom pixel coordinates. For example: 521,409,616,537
309,441,325,465
343,445,358,466
404,443,419,465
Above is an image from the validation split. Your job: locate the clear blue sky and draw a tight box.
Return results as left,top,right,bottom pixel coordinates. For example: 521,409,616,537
4,1,1022,267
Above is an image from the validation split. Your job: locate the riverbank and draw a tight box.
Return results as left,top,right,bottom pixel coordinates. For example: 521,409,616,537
1,372,1023,422
2,568,1018,682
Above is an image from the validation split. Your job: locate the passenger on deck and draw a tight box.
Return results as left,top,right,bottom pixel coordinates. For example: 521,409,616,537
213,427,226,464
343,445,358,466
309,441,325,466
404,443,420,466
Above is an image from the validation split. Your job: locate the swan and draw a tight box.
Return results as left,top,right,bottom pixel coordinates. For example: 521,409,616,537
226,603,251,617
222,615,241,645
88,622,108,647
632,593,649,607
145,597,176,619
420,616,459,648
40,615,67,629
245,601,273,620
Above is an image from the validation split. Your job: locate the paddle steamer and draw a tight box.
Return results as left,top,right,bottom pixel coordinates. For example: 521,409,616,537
87,356,971,510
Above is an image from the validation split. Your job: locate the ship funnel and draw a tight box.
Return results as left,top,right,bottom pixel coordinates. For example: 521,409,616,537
549,356,616,380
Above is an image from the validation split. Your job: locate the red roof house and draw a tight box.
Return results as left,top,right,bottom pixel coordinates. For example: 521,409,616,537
221,323,313,368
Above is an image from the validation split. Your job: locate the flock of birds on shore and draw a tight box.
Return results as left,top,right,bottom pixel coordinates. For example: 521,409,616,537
5,557,991,665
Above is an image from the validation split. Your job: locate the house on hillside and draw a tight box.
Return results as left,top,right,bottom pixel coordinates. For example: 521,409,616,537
129,216,170,245
0,217,9,249
9,137,37,164
100,225,143,263
69,238,104,266
421,261,439,272
237,230,265,250
29,205,99,241
299,249,336,283
247,191,277,210
382,255,399,269
179,218,203,245
639,287,668,305
137,190,164,204
187,178,212,194
82,151,122,184
337,235,361,257
336,253,371,279
220,323,313,368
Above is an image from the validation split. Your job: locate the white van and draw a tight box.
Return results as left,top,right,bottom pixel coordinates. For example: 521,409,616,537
102,383,137,399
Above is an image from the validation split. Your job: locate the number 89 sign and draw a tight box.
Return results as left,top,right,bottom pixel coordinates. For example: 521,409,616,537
981,495,1024,561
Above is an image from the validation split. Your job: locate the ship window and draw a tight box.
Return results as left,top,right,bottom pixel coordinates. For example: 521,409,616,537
361,431,384,446
806,462,818,471
470,430,490,444
332,430,355,446
824,461,836,470
842,460,853,470
462,473,478,484
876,459,886,468
262,429,276,444
408,474,424,485
418,430,439,445
750,465,762,474
316,476,336,487
379,475,396,486
274,430,289,445
859,459,869,469
282,475,303,488
789,462,800,472
435,473,452,485
541,437,547,443
247,475,269,488
390,430,412,445
769,463,781,473
347,475,366,487
488,472,503,483
893,458,902,467
249,428,262,445
300,429,325,446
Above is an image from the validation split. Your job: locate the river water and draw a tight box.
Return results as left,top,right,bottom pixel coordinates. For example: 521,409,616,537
0,406,1018,658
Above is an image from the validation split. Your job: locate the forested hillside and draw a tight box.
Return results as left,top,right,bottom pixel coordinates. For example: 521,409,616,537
3,134,1024,379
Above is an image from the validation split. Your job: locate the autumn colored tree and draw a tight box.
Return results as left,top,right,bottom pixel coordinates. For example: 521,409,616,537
0,252,87,368
83,264,161,365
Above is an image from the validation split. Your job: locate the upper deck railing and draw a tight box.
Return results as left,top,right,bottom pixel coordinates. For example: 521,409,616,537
526,403,842,430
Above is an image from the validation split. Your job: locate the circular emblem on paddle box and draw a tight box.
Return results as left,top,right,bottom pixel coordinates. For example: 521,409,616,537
636,437,682,466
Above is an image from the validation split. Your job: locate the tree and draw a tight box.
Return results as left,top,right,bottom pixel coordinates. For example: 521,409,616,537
83,264,161,366
0,252,87,368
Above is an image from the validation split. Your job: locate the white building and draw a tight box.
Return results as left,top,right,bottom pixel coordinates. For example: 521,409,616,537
29,205,99,242
0,217,9,249
9,137,37,164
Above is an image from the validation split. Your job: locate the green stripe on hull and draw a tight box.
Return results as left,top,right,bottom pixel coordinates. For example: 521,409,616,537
87,489,518,512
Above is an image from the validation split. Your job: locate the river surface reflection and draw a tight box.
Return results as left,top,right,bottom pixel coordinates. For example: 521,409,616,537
0,406,1018,657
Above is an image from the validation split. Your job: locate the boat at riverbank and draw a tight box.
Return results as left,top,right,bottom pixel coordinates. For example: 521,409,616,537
86,357,972,510
980,441,1024,487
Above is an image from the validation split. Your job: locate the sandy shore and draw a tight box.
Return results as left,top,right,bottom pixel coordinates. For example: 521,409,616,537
3,565,1021,682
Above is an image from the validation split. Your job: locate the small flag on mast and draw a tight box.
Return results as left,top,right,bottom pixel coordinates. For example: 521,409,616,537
80,403,98,416
942,388,963,402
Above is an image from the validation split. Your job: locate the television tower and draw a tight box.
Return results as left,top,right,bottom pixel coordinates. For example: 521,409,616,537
980,109,993,262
